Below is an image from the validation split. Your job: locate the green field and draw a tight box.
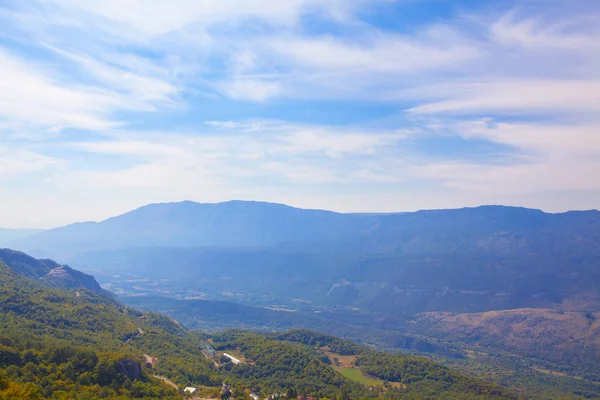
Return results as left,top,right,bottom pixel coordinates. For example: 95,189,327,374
340,367,383,387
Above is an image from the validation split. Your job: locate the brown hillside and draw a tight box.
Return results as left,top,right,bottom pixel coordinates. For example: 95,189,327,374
415,309,600,368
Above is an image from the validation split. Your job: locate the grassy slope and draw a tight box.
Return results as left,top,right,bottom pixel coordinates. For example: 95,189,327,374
340,368,383,387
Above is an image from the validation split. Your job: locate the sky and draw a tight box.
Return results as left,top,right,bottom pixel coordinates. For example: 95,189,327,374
0,0,599,228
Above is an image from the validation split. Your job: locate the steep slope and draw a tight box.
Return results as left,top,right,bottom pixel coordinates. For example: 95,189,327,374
0,259,189,399
0,248,113,298
411,309,600,379
0,248,60,279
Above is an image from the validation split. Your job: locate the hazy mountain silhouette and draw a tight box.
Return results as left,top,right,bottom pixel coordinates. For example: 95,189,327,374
13,201,600,260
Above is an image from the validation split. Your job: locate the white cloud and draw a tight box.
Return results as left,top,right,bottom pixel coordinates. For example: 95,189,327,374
408,116,600,195
490,11,600,51
43,122,410,201
22,0,386,43
2,0,482,104
0,41,185,134
72,140,187,158
269,30,477,73
413,158,600,194
0,146,60,181
219,79,281,102
407,79,600,116
454,120,600,158
1,0,600,227
0,47,120,131
199,120,409,157
48,47,180,108
275,129,406,158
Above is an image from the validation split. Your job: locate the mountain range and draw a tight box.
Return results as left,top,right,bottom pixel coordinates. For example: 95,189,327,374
9,201,597,313
7,201,600,259
0,228,42,243
3,200,600,398
7,200,375,257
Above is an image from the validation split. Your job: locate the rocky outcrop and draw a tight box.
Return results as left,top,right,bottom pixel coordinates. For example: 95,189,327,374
117,358,142,381
0,248,114,299
0,248,59,279
41,265,116,299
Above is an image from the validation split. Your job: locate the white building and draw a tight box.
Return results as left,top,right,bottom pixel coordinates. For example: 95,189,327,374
223,353,241,364
184,387,198,395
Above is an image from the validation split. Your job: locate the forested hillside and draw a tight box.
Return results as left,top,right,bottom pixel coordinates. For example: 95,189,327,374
0,260,185,398
0,251,518,399
210,329,516,400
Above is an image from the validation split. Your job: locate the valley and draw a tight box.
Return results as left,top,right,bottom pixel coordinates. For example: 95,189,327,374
0,249,518,399
2,0,597,397
2,200,600,399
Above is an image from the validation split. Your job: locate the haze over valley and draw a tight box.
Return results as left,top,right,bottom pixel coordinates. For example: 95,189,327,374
1,0,599,398
3,200,600,398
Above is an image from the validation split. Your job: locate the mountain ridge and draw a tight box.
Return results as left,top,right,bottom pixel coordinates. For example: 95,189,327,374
11,200,599,319
0,248,113,298
10,200,600,260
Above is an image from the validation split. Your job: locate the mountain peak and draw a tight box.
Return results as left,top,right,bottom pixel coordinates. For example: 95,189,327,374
9,201,600,261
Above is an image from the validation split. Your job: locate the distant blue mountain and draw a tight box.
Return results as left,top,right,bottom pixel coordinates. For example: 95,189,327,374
11,201,600,261
0,228,42,245
12,200,598,396
11,200,376,258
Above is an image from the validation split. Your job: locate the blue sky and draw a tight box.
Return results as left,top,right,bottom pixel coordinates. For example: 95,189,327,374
0,0,599,227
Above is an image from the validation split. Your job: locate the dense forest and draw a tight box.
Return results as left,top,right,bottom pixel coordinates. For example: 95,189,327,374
0,259,188,398
206,329,516,399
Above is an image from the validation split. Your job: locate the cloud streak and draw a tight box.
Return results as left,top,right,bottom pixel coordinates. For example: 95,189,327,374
0,0,599,226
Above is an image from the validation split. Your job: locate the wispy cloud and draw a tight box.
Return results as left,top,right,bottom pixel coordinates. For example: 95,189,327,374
0,146,60,181
490,11,600,51
406,79,600,116
0,47,120,131
47,47,180,107
0,0,600,226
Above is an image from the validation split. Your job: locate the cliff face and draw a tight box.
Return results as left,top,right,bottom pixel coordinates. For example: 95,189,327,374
41,265,115,298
